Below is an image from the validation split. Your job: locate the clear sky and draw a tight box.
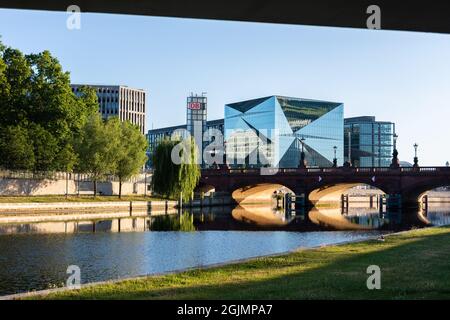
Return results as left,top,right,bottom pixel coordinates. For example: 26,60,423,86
1,9,450,165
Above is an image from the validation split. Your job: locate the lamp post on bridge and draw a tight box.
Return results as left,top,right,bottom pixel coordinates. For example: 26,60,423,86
390,133,400,169
333,145,338,168
413,143,419,168
343,129,352,168
298,136,307,168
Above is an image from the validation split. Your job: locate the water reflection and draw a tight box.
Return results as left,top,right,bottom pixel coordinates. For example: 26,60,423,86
1,203,450,235
0,202,449,296
150,212,195,231
309,207,404,230
0,217,150,235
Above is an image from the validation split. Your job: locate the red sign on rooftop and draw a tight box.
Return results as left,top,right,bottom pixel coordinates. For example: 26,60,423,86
188,102,201,110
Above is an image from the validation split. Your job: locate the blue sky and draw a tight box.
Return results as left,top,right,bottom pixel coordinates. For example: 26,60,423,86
1,9,450,165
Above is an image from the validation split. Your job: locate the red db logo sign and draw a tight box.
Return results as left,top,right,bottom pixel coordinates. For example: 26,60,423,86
188,102,201,110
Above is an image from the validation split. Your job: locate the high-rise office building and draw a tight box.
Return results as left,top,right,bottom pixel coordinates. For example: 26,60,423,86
186,93,208,164
344,116,395,167
71,84,146,134
224,96,344,168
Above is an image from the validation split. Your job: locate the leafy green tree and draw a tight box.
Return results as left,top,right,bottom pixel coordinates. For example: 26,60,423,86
0,125,35,170
75,115,120,197
28,124,59,171
0,38,98,172
113,120,148,198
151,137,201,201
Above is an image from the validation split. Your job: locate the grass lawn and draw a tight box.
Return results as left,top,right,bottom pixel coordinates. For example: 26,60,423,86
0,195,171,203
31,226,450,300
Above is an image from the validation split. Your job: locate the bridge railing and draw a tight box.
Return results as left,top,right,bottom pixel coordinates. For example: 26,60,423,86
202,166,450,175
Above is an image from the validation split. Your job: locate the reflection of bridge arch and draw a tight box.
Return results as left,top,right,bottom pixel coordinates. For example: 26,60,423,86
308,207,377,230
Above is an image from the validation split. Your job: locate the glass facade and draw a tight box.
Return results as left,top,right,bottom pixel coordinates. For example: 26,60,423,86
146,119,224,168
344,116,395,167
225,96,344,168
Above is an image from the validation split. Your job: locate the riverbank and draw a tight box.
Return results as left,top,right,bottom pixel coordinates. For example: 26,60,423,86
0,196,234,225
0,195,167,203
18,226,450,299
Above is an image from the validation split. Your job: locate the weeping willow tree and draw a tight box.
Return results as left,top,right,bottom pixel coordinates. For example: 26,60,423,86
151,137,201,201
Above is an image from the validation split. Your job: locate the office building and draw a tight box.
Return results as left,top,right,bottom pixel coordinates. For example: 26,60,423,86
147,95,345,169
146,119,224,167
344,116,395,167
224,96,344,168
71,84,146,134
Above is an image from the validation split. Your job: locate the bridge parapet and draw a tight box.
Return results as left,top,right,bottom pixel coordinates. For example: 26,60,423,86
201,167,450,176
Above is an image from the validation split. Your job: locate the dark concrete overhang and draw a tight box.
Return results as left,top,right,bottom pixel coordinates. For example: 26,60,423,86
1,0,449,34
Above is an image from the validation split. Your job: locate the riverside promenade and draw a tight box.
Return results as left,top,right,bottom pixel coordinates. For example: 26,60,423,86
0,196,233,224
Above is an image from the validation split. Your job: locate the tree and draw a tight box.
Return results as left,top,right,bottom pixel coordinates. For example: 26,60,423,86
113,120,148,198
0,38,98,172
28,124,59,171
75,115,120,197
0,125,35,170
151,137,201,201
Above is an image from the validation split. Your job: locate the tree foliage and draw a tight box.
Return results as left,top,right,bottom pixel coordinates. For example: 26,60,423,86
0,38,149,197
75,115,120,196
113,120,148,198
151,137,201,201
0,38,98,171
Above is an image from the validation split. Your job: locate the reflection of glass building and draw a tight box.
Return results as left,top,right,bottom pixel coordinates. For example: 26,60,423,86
225,96,344,168
344,116,395,167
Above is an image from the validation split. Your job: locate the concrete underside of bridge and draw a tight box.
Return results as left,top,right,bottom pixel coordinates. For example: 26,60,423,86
231,183,292,205
308,183,378,206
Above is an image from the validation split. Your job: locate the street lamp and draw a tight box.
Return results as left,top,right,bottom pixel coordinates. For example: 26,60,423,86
413,143,419,168
390,133,400,168
333,146,338,168
343,130,352,168
299,136,306,168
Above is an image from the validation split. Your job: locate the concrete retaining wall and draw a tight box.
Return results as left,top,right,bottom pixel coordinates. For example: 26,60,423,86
0,200,178,213
0,178,149,196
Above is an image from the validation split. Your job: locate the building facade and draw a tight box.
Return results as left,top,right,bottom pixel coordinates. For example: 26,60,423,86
71,84,146,134
344,116,395,167
146,119,224,168
224,96,344,168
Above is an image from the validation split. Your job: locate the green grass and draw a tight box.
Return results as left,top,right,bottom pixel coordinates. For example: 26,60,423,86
0,195,171,203
30,226,450,300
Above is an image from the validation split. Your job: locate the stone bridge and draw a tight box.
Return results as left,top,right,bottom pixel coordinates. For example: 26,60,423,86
199,167,450,209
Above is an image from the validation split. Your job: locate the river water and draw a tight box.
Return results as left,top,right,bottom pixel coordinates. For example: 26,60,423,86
0,203,449,296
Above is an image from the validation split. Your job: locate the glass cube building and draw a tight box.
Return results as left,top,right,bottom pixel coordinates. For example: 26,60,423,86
224,96,344,168
344,116,395,167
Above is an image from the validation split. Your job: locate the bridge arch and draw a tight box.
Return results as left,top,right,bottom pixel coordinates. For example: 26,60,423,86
400,178,450,204
308,182,387,206
230,183,295,204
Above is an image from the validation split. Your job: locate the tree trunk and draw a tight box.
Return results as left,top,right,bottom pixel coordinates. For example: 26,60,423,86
119,178,122,199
